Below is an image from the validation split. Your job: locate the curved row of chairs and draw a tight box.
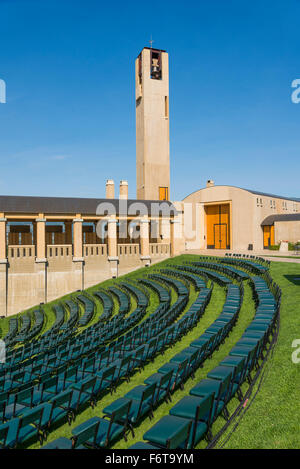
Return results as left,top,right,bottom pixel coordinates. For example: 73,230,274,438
0,280,145,373
93,290,114,323
225,252,270,267
0,283,147,387
161,268,207,291
0,258,281,450
108,287,130,316
43,274,240,450
40,277,213,449
177,265,232,286
129,273,281,449
0,271,198,448
138,279,171,304
221,257,268,274
77,296,95,327
191,260,249,282
3,309,46,348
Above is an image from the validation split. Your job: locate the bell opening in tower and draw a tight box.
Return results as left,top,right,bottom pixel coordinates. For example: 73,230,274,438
150,50,162,80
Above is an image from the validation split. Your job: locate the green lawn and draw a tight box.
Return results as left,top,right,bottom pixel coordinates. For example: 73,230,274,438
219,261,300,449
1,255,299,449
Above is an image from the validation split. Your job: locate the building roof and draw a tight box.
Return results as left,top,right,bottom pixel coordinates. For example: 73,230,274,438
0,195,177,217
183,185,300,203
248,189,300,203
261,213,300,226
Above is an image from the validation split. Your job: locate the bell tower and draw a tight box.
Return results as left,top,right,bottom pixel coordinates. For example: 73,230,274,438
135,47,170,200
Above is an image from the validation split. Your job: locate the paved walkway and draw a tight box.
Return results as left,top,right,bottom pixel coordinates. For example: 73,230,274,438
183,249,300,264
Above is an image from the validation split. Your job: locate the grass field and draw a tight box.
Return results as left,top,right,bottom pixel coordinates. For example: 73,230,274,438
1,255,299,449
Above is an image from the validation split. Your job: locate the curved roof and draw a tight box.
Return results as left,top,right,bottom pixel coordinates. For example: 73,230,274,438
183,185,300,203
261,213,300,226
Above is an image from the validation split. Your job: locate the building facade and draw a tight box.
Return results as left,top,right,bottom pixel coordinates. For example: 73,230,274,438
182,182,300,251
0,185,181,316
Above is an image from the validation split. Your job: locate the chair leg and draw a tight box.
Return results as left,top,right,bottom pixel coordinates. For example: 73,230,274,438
237,388,243,402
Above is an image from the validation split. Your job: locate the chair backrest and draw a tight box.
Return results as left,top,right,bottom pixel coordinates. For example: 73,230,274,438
216,373,232,405
166,419,192,449
0,391,9,404
188,349,200,369
12,370,25,382
105,400,132,446
16,405,44,443
136,383,156,418
156,370,173,401
84,356,95,370
53,389,73,408
195,393,215,426
97,349,110,369
101,365,116,385
39,370,53,385
120,355,131,371
173,358,188,387
134,346,145,361
146,337,158,358
72,420,100,449
80,376,97,394
0,423,9,448
0,401,6,423
65,366,78,381
16,386,33,408
43,375,58,394
232,357,246,385
55,363,68,376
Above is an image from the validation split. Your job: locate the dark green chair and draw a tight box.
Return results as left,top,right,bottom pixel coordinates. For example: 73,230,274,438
103,384,156,436
70,376,97,418
41,390,73,438
72,399,131,448
157,359,188,391
216,356,246,400
190,374,232,422
4,387,33,420
143,415,192,449
169,394,214,448
93,365,116,400
5,404,45,448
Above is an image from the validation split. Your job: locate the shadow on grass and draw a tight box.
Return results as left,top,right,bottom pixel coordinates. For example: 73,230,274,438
284,275,300,286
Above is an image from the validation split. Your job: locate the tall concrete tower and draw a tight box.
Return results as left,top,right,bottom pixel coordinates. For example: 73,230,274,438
135,47,170,200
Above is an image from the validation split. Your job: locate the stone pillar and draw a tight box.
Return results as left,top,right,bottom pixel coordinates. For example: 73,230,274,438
73,218,83,259
35,216,46,260
140,216,151,266
160,217,171,243
72,218,84,290
0,217,7,315
35,216,47,304
171,216,183,257
107,217,119,277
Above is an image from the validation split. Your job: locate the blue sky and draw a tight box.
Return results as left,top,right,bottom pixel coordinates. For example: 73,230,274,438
0,0,300,201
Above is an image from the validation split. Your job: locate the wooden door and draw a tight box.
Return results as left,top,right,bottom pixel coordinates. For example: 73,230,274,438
206,204,230,249
159,187,169,201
